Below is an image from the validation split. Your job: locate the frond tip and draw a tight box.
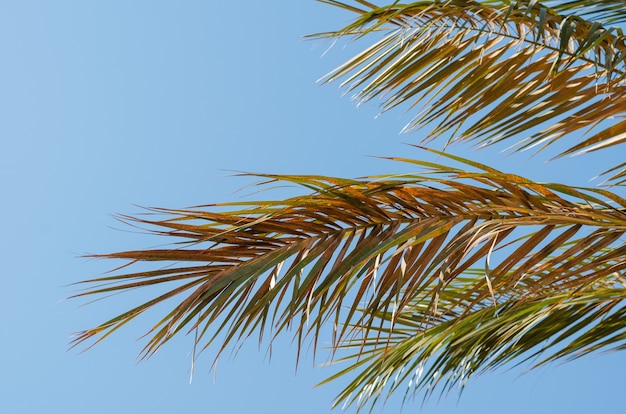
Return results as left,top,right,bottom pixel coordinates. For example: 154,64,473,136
71,150,626,409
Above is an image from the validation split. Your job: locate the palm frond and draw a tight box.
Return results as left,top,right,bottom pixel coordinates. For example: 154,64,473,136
313,0,626,163
326,278,626,410
544,0,626,24
71,150,626,381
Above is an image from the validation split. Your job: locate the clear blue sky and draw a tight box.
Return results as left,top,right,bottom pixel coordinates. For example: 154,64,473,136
2,1,624,413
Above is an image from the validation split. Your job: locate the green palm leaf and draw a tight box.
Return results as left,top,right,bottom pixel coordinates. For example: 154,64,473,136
313,1,626,165
326,280,626,410
544,0,626,24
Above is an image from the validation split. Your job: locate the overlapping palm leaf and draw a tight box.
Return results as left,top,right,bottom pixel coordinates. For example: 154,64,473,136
314,0,626,173
72,150,626,388
326,276,626,410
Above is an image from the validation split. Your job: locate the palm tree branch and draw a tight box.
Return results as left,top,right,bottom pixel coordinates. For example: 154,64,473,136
326,277,626,410
311,0,626,168
71,151,626,372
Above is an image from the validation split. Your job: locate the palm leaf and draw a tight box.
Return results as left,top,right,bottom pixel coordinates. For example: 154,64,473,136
71,150,626,382
543,0,626,24
313,1,626,166
599,160,626,186
326,277,626,410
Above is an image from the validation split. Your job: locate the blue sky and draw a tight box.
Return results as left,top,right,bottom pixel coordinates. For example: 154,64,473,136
2,1,624,413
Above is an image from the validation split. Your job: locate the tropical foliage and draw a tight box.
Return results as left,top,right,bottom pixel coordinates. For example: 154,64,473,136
72,0,626,411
